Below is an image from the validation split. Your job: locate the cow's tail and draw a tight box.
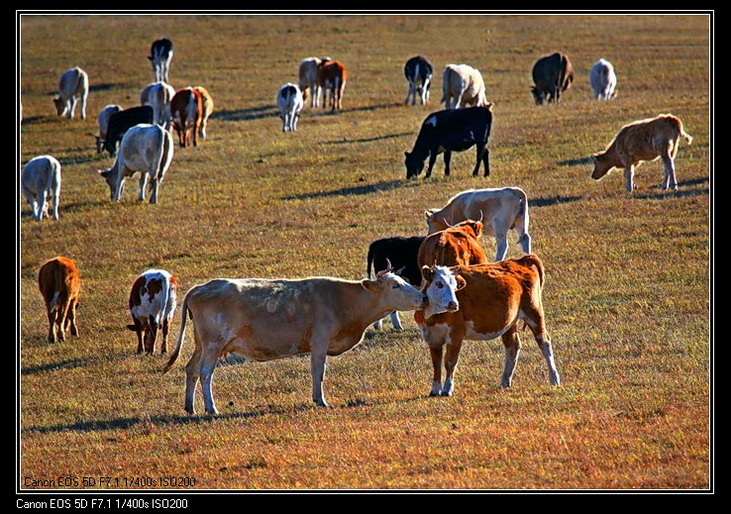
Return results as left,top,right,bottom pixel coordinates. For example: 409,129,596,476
366,244,375,279
516,254,545,288
678,118,693,145
153,126,170,182
441,67,453,105
512,188,531,252
162,286,193,374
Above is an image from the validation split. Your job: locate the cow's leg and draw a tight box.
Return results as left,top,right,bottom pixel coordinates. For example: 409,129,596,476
199,346,221,415
405,81,413,105
46,308,57,344
67,98,76,118
310,341,329,407
146,317,158,355
80,91,88,120
133,318,144,354
138,173,149,202
184,331,204,415
660,146,679,191
521,305,561,386
482,146,490,177
68,298,79,337
50,185,60,220
24,191,40,221
161,317,169,354
624,164,636,192
441,336,465,397
500,325,522,387
36,193,47,221
494,232,509,262
443,151,452,176
429,346,444,396
389,311,404,331
56,304,68,342
425,150,439,178
149,176,160,204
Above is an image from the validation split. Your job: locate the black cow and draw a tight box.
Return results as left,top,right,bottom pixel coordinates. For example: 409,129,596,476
531,52,575,105
148,38,173,83
404,105,493,179
367,235,425,330
404,56,433,106
102,106,154,157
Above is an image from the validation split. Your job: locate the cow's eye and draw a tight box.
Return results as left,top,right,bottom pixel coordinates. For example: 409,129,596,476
436,282,444,289
392,284,401,289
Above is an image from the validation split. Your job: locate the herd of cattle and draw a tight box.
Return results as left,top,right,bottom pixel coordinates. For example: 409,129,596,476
24,38,696,414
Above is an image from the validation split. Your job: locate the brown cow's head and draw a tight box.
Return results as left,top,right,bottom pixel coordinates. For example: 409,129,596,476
591,151,614,180
454,219,484,239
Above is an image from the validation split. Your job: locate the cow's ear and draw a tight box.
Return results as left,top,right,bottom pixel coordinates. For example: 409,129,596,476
361,278,380,292
421,265,434,283
455,275,467,291
424,210,433,221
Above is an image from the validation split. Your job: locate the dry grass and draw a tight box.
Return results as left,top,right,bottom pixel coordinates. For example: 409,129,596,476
19,13,711,492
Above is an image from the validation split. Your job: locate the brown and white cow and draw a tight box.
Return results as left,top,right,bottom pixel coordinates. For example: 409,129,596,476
591,114,693,192
170,87,203,147
162,269,428,414
417,255,560,397
425,187,532,261
193,86,214,140
417,220,490,271
38,256,81,344
128,269,178,355
318,59,347,111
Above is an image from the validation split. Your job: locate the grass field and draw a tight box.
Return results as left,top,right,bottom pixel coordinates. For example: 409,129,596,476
18,13,711,492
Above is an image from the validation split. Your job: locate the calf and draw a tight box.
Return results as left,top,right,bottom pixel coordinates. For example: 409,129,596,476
531,52,574,105
102,105,155,157
417,256,560,397
53,67,88,119
298,57,324,108
162,269,428,414
22,155,62,221
441,64,488,109
590,58,617,100
128,269,178,355
98,123,174,204
277,83,304,132
366,235,425,330
148,37,173,83
95,104,122,154
404,56,433,106
318,60,347,111
170,87,204,147
591,114,693,192
193,86,214,140
425,187,531,261
38,256,81,344
405,105,493,179
140,81,176,127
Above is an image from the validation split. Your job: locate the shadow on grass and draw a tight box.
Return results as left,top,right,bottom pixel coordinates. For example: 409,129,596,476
211,101,404,123
557,156,595,167
321,131,412,146
633,177,710,200
530,194,583,207
282,179,418,200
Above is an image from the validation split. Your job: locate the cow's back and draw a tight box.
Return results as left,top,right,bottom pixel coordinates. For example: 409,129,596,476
38,257,80,306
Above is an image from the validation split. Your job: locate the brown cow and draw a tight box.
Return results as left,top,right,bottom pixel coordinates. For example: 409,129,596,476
417,255,560,397
417,220,490,271
591,114,693,192
170,87,203,147
38,257,81,344
318,60,347,111
531,52,574,105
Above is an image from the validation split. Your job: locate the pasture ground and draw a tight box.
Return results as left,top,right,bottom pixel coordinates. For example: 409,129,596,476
18,13,711,492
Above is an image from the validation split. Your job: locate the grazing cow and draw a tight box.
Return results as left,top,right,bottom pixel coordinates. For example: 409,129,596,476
417,220,490,272
95,104,122,154
38,256,81,344
22,155,62,221
53,67,88,119
170,87,204,147
277,83,304,132
417,256,560,397
128,269,178,355
531,52,574,105
405,105,493,179
425,187,531,261
148,38,173,83
589,58,617,100
441,64,488,110
193,86,214,140
366,235,425,330
404,56,433,106
298,57,325,108
318,60,347,111
140,81,176,127
102,105,155,157
98,123,174,204
162,269,429,414
591,114,693,192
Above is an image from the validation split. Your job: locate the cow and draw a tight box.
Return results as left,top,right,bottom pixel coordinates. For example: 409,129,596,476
128,269,178,355
38,256,81,344
531,52,574,105
404,56,433,106
98,123,174,204
148,38,173,83
140,82,176,127
425,187,531,261
53,67,88,119
416,255,561,397
94,104,122,153
404,105,493,179
162,268,429,414
366,235,425,330
441,64,488,110
298,57,324,108
277,83,304,132
590,114,693,192
170,87,203,147
590,58,617,100
193,86,214,140
22,155,62,221
102,105,155,157
318,60,347,111
417,220,490,271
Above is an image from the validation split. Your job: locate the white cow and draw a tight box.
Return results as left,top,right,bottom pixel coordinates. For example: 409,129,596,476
140,82,176,127
277,83,304,132
95,104,122,154
441,64,488,109
148,38,173,83
53,67,89,119
128,269,178,355
425,187,532,262
298,57,323,108
22,155,62,221
98,123,173,204
590,58,617,100
162,269,429,414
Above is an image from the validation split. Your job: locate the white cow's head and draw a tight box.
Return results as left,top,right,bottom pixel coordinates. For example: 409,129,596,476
420,265,465,318
363,264,428,312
